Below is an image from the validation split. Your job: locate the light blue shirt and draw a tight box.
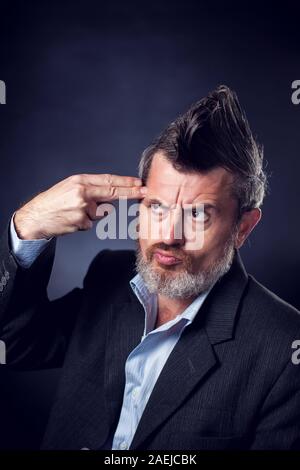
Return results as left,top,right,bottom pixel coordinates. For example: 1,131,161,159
111,274,212,450
9,214,212,450
10,213,52,268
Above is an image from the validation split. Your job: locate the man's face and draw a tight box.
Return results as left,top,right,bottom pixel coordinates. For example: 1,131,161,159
136,152,240,298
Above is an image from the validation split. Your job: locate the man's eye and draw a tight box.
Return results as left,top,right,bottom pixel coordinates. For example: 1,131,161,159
151,203,161,212
191,208,208,222
151,203,167,214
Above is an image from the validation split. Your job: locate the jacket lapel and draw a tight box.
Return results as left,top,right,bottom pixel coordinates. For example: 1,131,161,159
130,249,249,449
130,322,217,449
204,249,248,345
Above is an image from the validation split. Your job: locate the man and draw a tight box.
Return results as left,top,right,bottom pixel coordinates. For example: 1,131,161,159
0,85,300,450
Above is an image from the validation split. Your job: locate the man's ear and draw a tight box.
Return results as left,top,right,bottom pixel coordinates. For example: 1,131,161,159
235,208,262,249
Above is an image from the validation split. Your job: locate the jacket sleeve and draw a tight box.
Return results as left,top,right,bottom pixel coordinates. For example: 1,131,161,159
250,355,300,450
0,220,102,370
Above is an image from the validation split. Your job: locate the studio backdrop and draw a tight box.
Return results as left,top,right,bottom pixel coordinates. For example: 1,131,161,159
0,0,299,449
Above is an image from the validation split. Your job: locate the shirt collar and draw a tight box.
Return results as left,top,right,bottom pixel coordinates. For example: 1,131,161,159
130,273,213,334
130,273,154,311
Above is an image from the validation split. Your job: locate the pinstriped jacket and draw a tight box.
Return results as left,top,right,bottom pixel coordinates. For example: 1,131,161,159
0,223,300,450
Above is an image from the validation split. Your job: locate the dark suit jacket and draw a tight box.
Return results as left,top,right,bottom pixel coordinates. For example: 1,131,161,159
0,223,300,450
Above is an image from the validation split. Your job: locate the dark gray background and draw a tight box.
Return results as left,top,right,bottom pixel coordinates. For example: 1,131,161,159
0,0,299,448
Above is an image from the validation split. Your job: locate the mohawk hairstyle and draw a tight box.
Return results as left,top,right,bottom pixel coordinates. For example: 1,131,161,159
139,85,268,218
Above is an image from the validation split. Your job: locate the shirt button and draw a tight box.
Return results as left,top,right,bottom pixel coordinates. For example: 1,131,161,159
120,441,128,450
132,388,138,400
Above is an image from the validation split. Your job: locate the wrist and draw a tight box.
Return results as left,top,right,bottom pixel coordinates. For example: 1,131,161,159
13,210,45,240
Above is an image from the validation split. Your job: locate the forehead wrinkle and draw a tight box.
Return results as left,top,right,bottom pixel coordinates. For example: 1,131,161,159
147,169,235,207
148,186,219,208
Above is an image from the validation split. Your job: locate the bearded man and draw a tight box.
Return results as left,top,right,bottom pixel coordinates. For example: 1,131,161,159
0,85,299,450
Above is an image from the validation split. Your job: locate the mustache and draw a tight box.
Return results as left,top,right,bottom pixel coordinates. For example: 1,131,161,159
146,243,190,262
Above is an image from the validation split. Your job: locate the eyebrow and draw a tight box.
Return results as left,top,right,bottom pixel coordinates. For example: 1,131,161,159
146,198,169,208
145,198,218,211
199,203,218,212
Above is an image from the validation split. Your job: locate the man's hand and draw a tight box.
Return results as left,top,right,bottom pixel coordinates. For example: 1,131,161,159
14,174,147,239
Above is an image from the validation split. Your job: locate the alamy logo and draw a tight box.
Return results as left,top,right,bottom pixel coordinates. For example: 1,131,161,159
291,340,300,365
0,80,6,104
0,340,6,364
291,80,300,105
95,199,205,250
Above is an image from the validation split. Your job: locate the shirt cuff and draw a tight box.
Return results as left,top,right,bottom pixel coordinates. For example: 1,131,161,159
9,212,53,269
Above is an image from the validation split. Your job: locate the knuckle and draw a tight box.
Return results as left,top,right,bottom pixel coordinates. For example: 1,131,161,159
79,200,89,211
80,219,93,231
103,173,113,186
74,212,87,227
87,206,97,221
112,186,118,198
73,183,86,201
126,188,134,197
73,212,84,224
69,174,83,184
107,185,117,198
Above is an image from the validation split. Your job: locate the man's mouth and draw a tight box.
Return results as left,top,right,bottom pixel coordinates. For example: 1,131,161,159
153,249,183,266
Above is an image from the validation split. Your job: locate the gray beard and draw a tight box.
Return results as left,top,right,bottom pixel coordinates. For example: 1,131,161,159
135,235,236,299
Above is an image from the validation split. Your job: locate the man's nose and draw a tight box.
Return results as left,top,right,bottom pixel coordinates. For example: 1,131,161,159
161,209,185,246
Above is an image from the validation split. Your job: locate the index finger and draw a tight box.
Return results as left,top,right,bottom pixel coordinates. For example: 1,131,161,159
81,173,143,187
